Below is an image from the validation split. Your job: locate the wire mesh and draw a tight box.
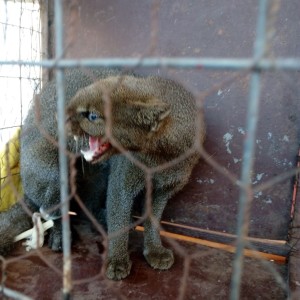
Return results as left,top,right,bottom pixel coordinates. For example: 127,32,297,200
0,0,300,299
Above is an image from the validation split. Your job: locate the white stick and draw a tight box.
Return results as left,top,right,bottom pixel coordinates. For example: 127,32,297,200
13,211,76,244
14,220,54,242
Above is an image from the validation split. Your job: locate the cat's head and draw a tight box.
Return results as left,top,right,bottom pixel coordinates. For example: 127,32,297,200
66,76,170,163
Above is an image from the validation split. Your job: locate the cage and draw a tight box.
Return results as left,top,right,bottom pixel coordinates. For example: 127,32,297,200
0,0,299,299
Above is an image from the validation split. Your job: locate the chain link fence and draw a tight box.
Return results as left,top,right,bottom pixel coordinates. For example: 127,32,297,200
0,0,300,299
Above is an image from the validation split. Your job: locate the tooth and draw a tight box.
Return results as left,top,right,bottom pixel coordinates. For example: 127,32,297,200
81,149,95,162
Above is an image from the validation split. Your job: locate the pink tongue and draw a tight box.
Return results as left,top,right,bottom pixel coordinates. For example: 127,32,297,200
89,136,101,151
82,136,110,162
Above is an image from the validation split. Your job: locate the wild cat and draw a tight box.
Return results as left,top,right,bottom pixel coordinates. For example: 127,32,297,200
66,73,205,280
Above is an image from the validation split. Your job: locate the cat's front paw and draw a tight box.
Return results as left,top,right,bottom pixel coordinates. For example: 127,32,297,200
106,256,132,280
144,245,174,270
48,227,63,252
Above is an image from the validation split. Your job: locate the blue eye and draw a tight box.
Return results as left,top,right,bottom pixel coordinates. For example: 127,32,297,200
88,112,100,122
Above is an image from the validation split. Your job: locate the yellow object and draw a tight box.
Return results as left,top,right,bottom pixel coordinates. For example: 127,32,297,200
0,128,23,211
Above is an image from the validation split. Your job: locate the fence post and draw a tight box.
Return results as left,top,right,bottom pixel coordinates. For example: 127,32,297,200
54,0,72,298
230,0,269,299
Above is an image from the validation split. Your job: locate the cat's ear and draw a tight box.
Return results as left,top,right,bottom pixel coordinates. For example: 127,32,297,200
132,98,171,132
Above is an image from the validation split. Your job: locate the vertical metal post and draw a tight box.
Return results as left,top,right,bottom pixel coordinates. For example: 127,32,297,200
230,1,269,299
40,0,50,86
54,0,72,298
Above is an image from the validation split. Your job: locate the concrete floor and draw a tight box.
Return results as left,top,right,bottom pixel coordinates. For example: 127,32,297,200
1,223,288,299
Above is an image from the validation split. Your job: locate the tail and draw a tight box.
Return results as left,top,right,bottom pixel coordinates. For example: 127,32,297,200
0,202,32,256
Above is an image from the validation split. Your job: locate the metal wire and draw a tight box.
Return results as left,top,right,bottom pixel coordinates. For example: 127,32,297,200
230,1,270,298
1,57,300,70
54,0,72,298
0,0,299,298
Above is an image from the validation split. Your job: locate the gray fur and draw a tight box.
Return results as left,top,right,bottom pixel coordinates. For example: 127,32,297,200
0,69,205,282
67,74,206,280
0,68,119,256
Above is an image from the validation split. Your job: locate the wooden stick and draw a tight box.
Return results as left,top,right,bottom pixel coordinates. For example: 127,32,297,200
160,220,286,246
133,216,289,256
135,225,286,264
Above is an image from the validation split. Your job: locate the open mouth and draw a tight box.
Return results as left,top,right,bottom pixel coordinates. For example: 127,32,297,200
80,136,111,162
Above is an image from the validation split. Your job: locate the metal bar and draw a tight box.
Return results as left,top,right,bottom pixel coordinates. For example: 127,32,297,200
230,1,269,299
40,0,49,87
0,57,300,70
54,0,72,298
